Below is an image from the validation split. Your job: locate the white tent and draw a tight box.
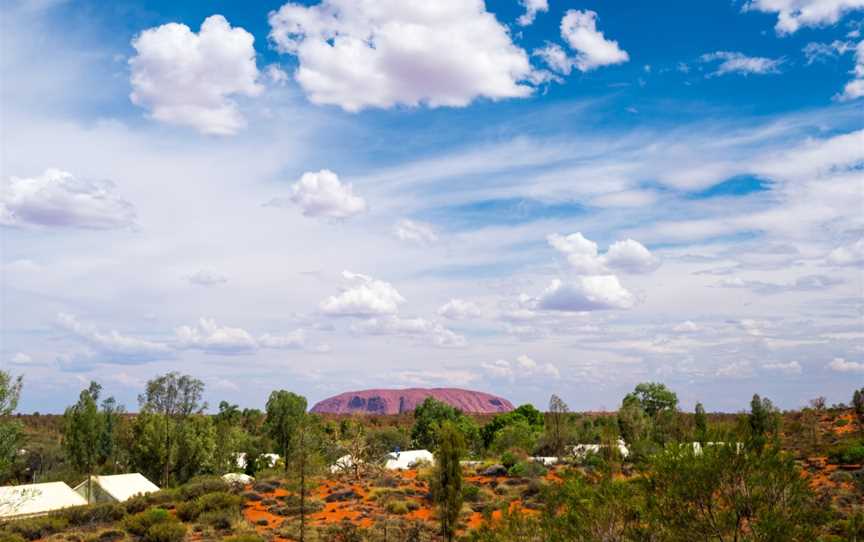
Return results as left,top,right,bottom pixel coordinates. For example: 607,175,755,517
330,454,357,474
384,450,434,470
222,473,254,486
0,482,87,519
73,473,159,504
234,452,280,470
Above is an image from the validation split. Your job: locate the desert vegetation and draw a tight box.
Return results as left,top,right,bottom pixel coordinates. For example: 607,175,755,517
1,370,863,541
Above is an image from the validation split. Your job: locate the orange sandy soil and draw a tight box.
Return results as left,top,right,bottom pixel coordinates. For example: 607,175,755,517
242,467,564,539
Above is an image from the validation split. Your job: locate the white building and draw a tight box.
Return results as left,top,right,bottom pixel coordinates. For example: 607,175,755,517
570,439,630,459
73,473,159,504
384,449,434,470
0,482,87,519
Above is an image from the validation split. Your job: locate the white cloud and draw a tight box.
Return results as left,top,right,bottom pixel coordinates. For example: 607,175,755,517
438,298,483,320
701,51,784,76
537,276,636,311
394,219,438,244
828,357,864,373
352,315,466,348
533,43,575,75
547,232,659,274
481,353,559,381
517,0,548,26
715,360,755,378
673,321,701,333
763,360,802,375
268,0,538,111
10,352,33,365
265,64,289,85
175,317,258,354
718,274,843,294
803,40,856,64
1,169,135,229
57,313,173,363
827,238,864,266
258,329,307,349
320,271,406,316
558,10,629,72
274,169,367,219
129,15,263,135
744,0,864,34
837,40,864,101
187,270,228,286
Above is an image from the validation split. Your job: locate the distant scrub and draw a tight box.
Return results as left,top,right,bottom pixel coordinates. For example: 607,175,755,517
829,442,864,465
2,516,69,540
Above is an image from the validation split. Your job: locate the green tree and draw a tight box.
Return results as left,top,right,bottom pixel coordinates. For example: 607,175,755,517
545,395,570,456
138,372,206,486
491,419,538,455
617,398,652,457
285,410,325,542
694,403,708,444
265,390,307,473
853,388,864,434
431,421,465,542
0,371,23,478
63,382,103,502
98,396,124,469
748,394,780,449
173,414,216,483
412,397,481,454
480,404,544,450
624,382,679,418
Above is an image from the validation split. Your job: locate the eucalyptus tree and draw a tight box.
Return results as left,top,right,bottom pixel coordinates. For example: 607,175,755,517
0,371,23,478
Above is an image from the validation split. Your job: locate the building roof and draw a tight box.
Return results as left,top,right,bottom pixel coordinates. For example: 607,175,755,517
384,449,434,470
73,473,159,502
0,482,88,519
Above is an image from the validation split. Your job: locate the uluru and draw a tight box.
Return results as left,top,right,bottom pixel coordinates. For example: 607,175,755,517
310,387,514,415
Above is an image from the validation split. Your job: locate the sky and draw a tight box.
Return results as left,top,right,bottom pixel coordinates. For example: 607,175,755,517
1,0,863,414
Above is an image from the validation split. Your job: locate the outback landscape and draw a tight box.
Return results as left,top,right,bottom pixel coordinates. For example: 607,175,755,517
1,372,863,541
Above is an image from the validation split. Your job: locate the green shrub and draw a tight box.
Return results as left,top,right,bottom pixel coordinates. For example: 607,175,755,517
500,452,518,469
61,503,125,526
178,478,229,501
385,500,410,515
176,491,241,522
122,509,172,537
198,510,234,530
828,442,864,464
0,533,27,542
462,484,481,502
222,535,265,542
143,522,185,542
835,418,850,427
4,516,69,540
95,530,125,542
507,461,546,478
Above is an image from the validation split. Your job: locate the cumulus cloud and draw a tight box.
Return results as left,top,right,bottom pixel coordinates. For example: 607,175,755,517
837,40,864,100
763,360,802,375
352,315,466,348
700,51,784,76
828,357,864,373
438,299,483,320
542,10,628,73
743,0,864,34
718,274,843,294
129,15,263,135
57,313,173,363
537,276,636,311
270,169,367,219
175,318,318,353
175,317,258,354
320,271,406,316
481,354,559,381
1,169,135,229
268,0,538,111
187,270,228,286
517,0,548,26
827,238,864,266
394,219,438,244
547,232,659,274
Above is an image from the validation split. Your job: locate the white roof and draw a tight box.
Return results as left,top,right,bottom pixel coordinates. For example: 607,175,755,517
222,473,254,485
74,473,159,502
0,482,87,519
384,449,434,470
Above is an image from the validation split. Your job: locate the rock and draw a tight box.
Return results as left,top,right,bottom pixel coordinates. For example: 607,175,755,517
482,464,508,477
310,388,514,415
325,490,360,502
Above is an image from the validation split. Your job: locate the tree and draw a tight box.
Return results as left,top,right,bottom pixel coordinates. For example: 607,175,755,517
63,382,102,502
748,394,780,449
338,419,372,480
694,402,708,444
624,382,679,418
853,388,864,434
491,419,538,455
545,395,570,456
617,398,651,456
265,390,307,473
412,397,481,453
138,372,206,486
0,371,23,478
481,404,544,450
431,421,465,542
98,396,124,469
284,410,324,542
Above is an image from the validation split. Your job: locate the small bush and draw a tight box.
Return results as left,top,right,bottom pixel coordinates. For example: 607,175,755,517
835,418,850,427
178,478,229,501
462,484,481,502
508,461,546,478
176,491,241,522
198,510,234,530
223,535,265,542
385,500,410,515
0,533,27,542
95,530,125,542
501,452,518,469
122,509,171,537
828,442,864,465
62,503,125,526
4,516,69,540
143,522,185,542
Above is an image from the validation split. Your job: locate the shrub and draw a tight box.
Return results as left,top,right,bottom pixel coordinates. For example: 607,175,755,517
143,522,185,542
122,509,172,537
0,533,27,542
176,492,242,522
462,484,481,502
62,503,125,526
4,516,69,540
95,530,125,542
835,418,850,427
500,452,518,469
828,442,864,465
507,461,546,478
385,500,410,515
223,535,265,542
198,510,235,530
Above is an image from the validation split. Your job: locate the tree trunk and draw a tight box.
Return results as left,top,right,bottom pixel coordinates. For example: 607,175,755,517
300,451,306,542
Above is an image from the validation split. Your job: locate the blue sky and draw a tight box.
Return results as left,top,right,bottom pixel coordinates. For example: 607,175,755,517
1,0,863,414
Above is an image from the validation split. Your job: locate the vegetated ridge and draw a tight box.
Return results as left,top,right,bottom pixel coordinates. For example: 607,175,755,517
310,387,514,415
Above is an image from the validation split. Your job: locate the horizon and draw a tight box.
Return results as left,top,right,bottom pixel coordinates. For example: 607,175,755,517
2,0,863,416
